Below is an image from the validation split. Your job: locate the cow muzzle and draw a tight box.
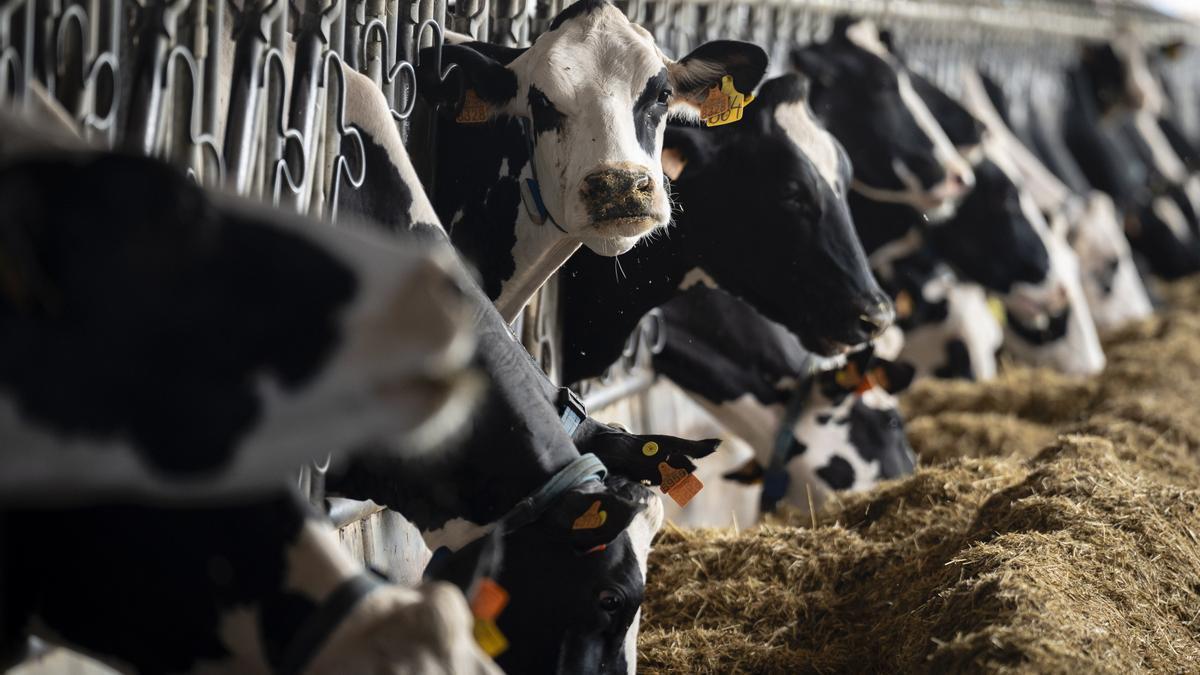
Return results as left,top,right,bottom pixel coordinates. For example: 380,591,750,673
579,163,666,237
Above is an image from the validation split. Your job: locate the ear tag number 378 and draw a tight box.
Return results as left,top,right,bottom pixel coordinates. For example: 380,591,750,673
701,75,755,128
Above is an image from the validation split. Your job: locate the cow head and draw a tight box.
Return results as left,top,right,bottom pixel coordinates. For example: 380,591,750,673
1080,34,1165,116
422,0,766,256
662,74,893,355
884,251,1003,381
790,17,974,221
1063,191,1153,331
0,154,479,498
430,477,662,675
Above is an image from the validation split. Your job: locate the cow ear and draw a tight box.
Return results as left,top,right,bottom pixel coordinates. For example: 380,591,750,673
582,425,720,486
416,43,519,115
789,47,835,88
541,486,645,552
662,126,714,181
874,360,916,395
668,40,767,113
722,458,764,485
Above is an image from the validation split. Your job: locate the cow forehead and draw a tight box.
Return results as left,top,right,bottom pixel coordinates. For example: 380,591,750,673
518,5,663,105
773,100,845,194
844,19,891,59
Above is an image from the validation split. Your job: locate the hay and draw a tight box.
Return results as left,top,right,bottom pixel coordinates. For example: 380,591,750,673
640,277,1200,673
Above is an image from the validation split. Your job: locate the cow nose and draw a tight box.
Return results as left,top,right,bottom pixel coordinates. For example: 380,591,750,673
858,295,895,339
581,168,656,200
946,165,975,192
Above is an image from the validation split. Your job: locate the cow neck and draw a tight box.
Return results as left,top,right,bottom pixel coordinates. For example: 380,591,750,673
435,115,581,323
560,226,695,383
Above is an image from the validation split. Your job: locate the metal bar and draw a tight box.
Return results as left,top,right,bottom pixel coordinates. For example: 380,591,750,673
582,370,656,412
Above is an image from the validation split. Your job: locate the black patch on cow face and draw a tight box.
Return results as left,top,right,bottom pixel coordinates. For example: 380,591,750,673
433,116,528,299
925,160,1049,293
786,440,810,462
529,86,566,136
1007,306,1072,345
934,338,976,380
0,156,356,477
848,401,915,479
337,126,415,231
791,42,945,194
2,492,316,673
911,71,984,148
633,69,670,156
548,0,609,32
816,455,855,490
816,413,833,425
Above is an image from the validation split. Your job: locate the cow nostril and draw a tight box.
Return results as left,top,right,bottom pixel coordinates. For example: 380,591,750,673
858,300,895,339
635,174,653,193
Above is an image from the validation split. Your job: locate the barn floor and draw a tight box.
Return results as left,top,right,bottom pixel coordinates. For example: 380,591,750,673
639,278,1200,674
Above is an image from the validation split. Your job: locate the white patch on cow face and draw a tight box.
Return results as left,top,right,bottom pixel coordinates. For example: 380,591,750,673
900,275,1003,381
1152,195,1192,242
1004,222,1106,376
774,100,844,193
621,493,663,675
1116,33,1166,116
783,392,878,511
1069,191,1153,331
678,266,720,291
506,4,671,255
843,19,974,218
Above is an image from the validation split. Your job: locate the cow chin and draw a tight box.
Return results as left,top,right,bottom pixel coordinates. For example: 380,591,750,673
579,214,667,256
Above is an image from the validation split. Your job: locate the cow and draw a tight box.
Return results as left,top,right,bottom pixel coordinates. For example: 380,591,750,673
558,73,893,386
319,31,723,672
879,246,1003,381
0,491,498,674
1062,39,1200,279
651,287,915,516
789,17,975,226
416,0,768,320
0,152,481,502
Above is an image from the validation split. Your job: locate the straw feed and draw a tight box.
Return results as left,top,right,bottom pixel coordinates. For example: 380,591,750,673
639,278,1200,673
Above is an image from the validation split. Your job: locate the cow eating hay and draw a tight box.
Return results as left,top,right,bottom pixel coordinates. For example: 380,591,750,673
638,277,1200,674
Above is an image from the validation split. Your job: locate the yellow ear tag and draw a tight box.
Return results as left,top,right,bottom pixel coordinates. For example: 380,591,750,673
456,89,490,124
703,75,755,128
474,618,509,657
642,441,659,457
571,500,607,530
835,362,863,391
987,296,1008,327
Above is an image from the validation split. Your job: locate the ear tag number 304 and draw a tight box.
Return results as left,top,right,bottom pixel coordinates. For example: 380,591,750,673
701,75,755,128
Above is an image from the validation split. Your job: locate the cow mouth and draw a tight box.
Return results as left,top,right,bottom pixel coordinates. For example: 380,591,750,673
590,213,665,238
810,335,863,358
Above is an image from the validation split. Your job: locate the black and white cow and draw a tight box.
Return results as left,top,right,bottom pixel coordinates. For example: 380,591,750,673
0,491,498,674
418,0,768,320
559,73,893,385
1062,39,1200,279
652,287,915,515
790,17,975,225
321,40,723,673
0,152,480,501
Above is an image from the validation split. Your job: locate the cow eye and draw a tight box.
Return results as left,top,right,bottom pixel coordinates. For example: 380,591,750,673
656,88,672,106
598,589,624,613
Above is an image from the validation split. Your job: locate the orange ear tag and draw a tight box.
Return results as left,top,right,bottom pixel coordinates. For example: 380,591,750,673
666,473,703,507
894,290,913,319
471,578,510,621
642,441,659,457
456,89,490,124
474,618,509,657
586,544,607,554
658,461,687,492
869,367,891,393
571,500,607,530
699,84,731,119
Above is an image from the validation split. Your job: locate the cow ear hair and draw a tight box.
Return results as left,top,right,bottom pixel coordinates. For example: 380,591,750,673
668,40,768,114
540,486,644,552
789,47,836,88
416,43,519,115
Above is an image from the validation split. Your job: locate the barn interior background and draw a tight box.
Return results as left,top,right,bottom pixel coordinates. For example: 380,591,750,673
2,0,1199,672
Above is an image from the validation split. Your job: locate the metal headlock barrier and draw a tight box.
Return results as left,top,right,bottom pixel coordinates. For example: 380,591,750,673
1,3,1197,656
